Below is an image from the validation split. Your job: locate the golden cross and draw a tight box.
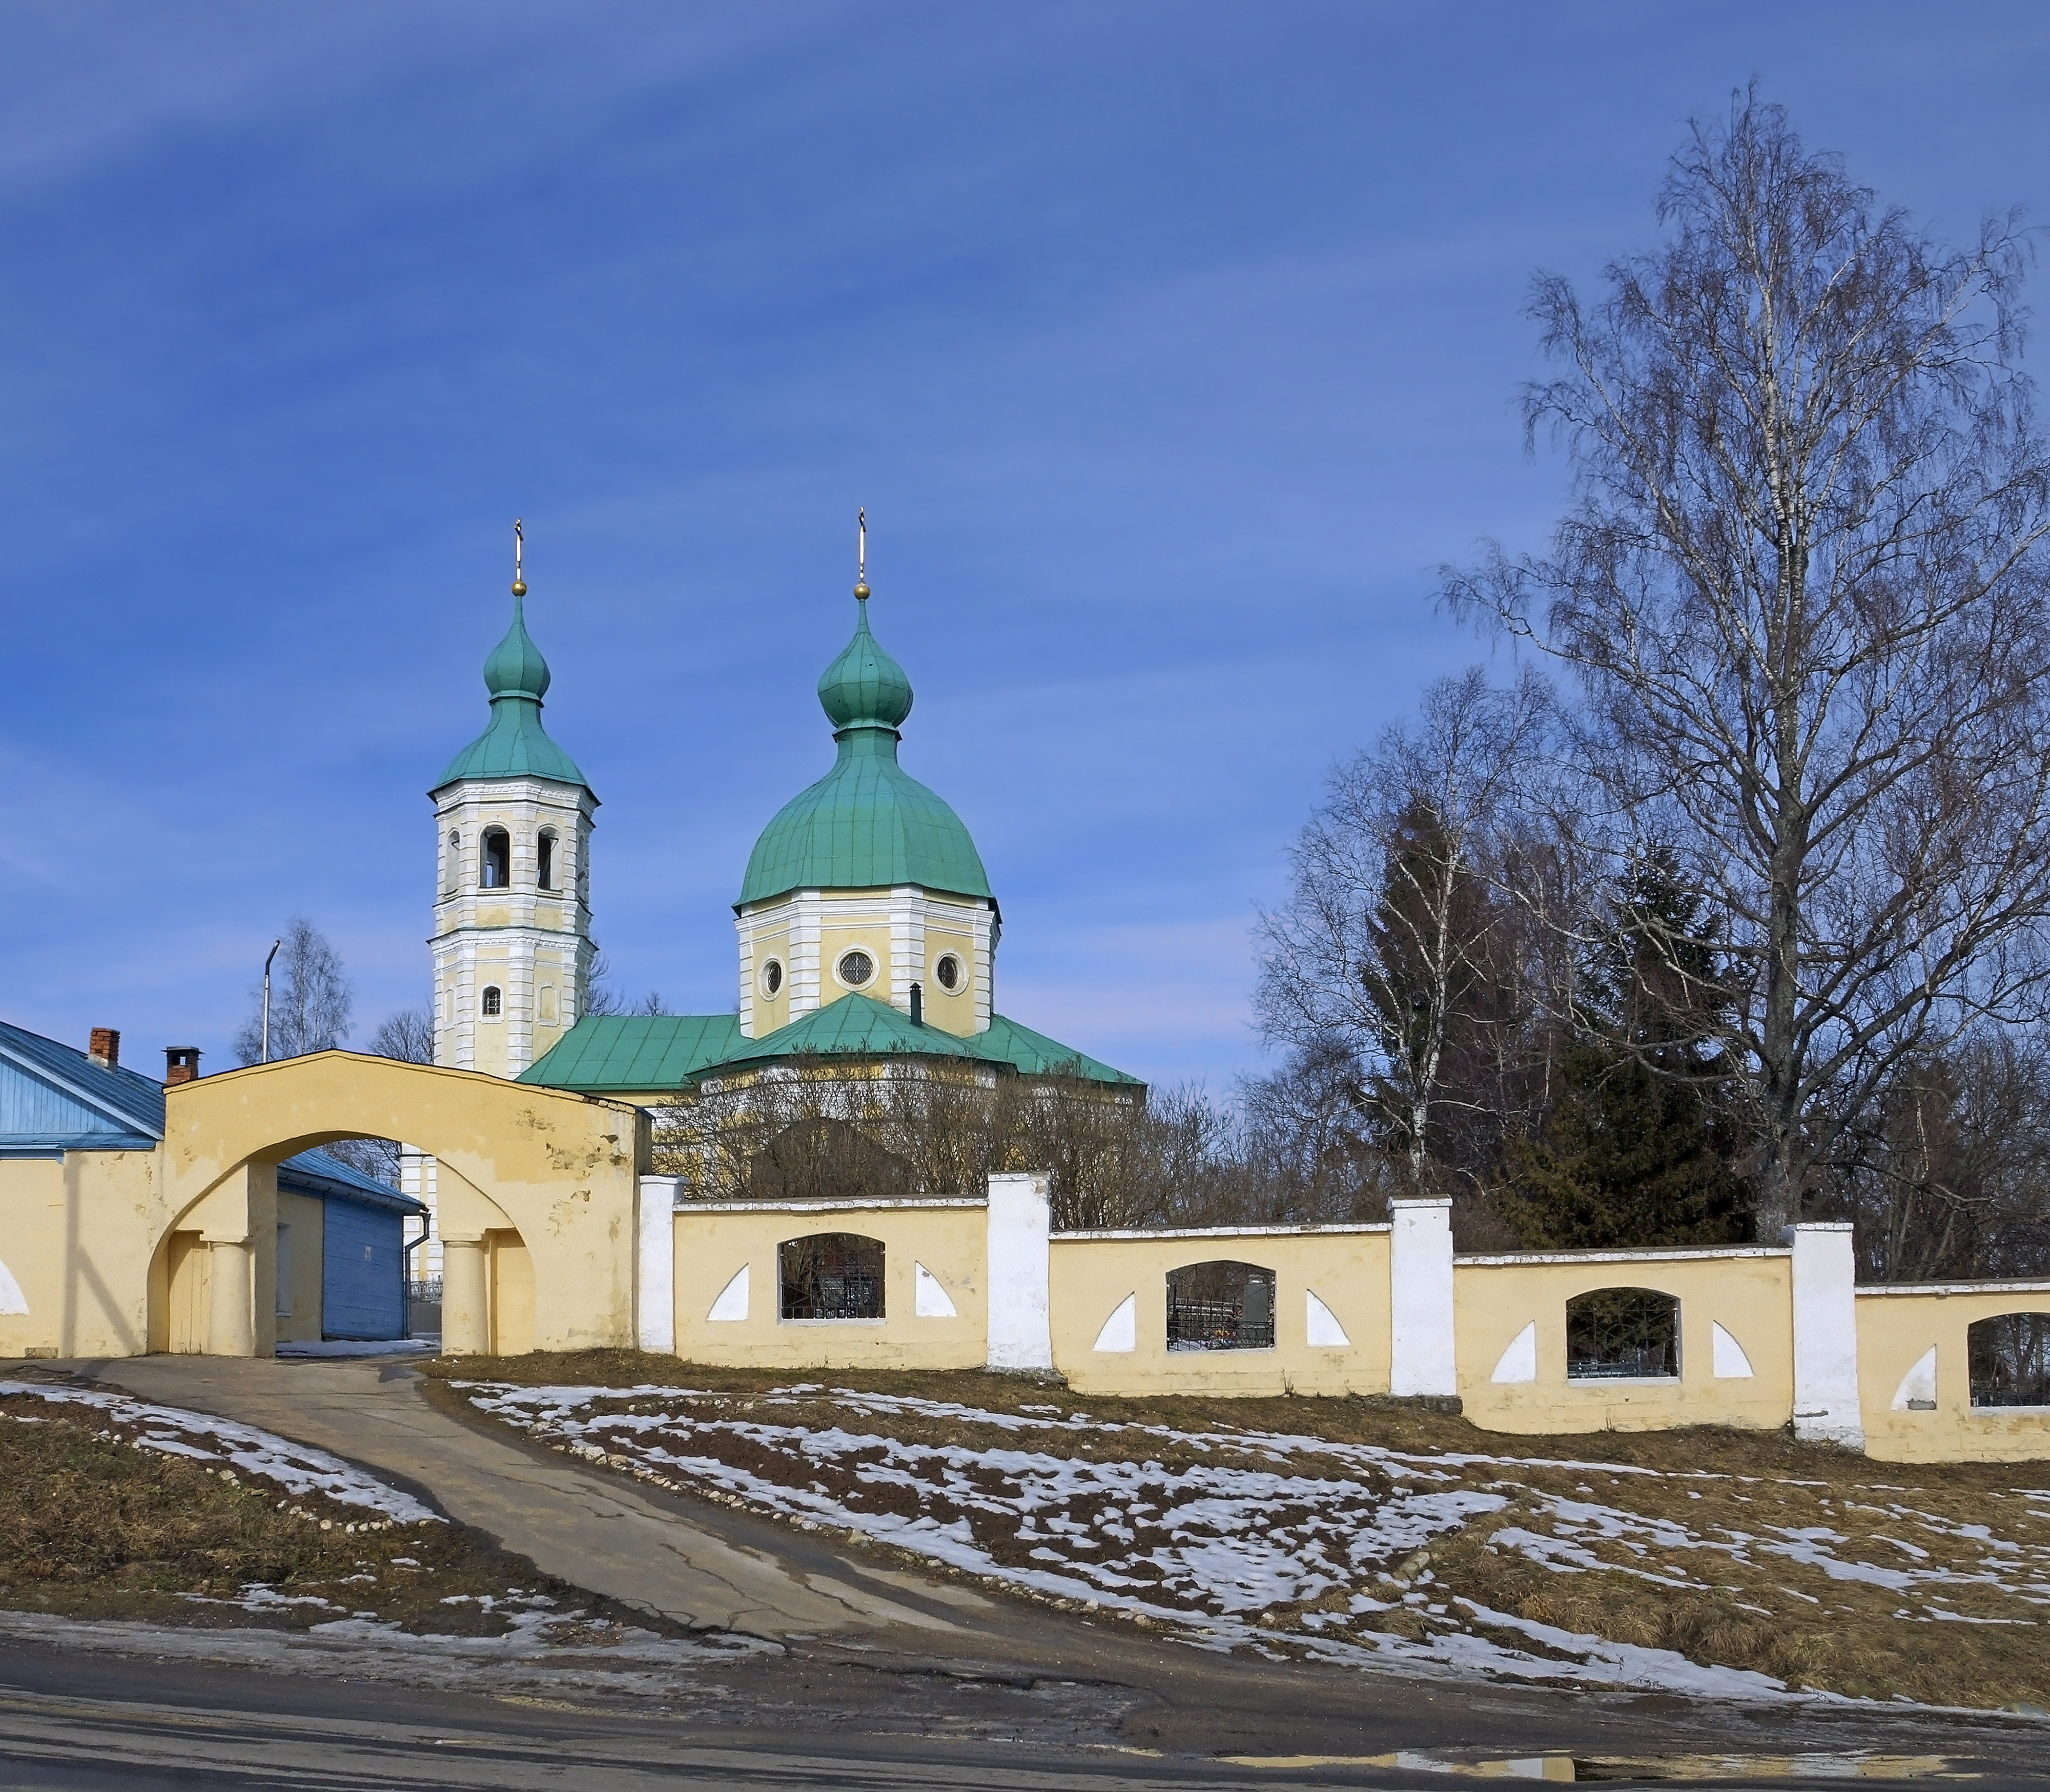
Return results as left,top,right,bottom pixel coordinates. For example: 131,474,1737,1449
855,508,869,599
512,519,526,597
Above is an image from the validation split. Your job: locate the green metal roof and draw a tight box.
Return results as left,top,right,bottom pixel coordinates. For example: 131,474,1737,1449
518,1014,743,1093
435,594,590,793
521,996,1138,1094
737,599,991,908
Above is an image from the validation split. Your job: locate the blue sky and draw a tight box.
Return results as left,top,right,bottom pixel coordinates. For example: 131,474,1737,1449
4,3,2047,1093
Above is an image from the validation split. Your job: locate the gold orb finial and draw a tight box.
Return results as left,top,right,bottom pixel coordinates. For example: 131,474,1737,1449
511,518,527,597
854,506,869,599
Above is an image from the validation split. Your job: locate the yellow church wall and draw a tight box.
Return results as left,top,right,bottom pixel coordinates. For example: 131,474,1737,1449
274,1187,325,1344
1452,1250,1794,1435
1049,1227,1392,1397
1857,1285,2050,1464
818,920,893,1008
672,1200,986,1368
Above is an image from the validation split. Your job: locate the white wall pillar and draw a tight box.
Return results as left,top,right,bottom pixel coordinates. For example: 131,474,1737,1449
986,1171,1052,1371
1788,1222,1864,1449
639,1176,679,1354
1389,1198,1457,1397
442,1237,489,1355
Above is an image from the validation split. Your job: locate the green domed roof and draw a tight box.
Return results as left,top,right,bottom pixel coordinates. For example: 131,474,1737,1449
738,599,991,908
434,595,590,793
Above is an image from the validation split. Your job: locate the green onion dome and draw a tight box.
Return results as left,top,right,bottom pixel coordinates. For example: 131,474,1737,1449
737,599,991,907
434,595,589,792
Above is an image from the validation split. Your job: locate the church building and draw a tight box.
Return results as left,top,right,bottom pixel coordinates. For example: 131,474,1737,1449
419,538,1136,1158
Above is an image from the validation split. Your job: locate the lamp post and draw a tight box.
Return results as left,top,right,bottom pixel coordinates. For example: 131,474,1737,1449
260,939,282,1063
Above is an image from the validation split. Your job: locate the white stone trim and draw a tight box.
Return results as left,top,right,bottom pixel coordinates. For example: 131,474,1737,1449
1055,1223,1391,1241
1389,1198,1457,1397
1856,1279,2050,1297
679,1198,987,1213
1788,1223,1864,1449
986,1171,1052,1371
1458,1246,1791,1266
637,1175,678,1352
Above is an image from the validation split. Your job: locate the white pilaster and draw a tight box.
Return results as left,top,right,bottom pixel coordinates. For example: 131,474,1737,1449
1788,1222,1864,1449
986,1171,1052,1371
1389,1197,1457,1397
638,1176,679,1353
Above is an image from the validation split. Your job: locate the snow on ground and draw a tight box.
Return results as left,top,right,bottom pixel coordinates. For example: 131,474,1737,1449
0,1381,439,1522
455,1380,2050,1699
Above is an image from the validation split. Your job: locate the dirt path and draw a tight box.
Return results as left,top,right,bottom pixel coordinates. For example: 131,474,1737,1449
85,1354,967,1644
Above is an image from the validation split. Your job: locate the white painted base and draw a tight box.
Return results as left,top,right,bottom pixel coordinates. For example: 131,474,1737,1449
986,1172,1053,1370
638,1176,680,1352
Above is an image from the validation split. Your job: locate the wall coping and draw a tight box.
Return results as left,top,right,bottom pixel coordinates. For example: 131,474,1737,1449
1855,1280,2050,1298
1457,1245,1792,1267
675,1197,988,1213
1052,1223,1393,1242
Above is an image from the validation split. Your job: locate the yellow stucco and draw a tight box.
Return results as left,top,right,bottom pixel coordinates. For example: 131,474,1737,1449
1453,1250,1794,1434
673,1200,986,1368
0,1149,160,1359
1049,1228,1392,1397
1858,1287,2050,1464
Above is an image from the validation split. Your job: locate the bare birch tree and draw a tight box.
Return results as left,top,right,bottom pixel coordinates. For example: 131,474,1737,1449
1447,94,2050,1238
1256,667,1551,1195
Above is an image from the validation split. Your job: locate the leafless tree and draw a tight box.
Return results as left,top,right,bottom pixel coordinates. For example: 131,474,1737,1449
1256,667,1553,1197
1446,93,2050,1237
233,917,353,1065
368,1005,435,1064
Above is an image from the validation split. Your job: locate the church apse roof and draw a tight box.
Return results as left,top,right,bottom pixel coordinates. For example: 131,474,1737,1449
520,997,1138,1097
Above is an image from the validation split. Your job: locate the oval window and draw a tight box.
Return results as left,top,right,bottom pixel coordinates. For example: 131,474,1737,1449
762,959,784,997
837,950,875,988
934,953,962,993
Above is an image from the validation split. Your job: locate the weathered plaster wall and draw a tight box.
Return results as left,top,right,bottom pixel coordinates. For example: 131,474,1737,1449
671,1198,987,1368
1048,1225,1392,1397
0,1149,160,1358
1857,1283,2050,1464
1453,1248,1795,1434
274,1188,325,1344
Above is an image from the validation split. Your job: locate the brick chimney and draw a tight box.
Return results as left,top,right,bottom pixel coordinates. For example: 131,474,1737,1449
163,1047,202,1086
88,1027,119,1069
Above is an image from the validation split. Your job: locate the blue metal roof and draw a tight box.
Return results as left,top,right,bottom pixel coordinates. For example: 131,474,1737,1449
277,1147,426,1217
0,1021,166,1151
0,1023,424,1216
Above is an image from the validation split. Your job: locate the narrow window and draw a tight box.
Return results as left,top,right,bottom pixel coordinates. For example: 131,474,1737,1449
481,828,510,889
538,984,558,1024
444,831,460,894
1566,1289,1679,1379
481,985,503,1018
1969,1312,2050,1408
1166,1261,1276,1351
780,1233,885,1320
537,829,556,890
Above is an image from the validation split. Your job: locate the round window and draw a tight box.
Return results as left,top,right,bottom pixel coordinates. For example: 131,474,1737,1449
837,949,875,988
934,953,962,993
762,959,783,997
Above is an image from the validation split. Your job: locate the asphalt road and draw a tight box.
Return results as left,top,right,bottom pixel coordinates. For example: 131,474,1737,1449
1,1355,2043,1788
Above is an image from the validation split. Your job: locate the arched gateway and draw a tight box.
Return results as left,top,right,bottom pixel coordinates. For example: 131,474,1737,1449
157,1052,644,1357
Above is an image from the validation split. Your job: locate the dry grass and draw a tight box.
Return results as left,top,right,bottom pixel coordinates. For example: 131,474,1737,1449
424,1351,2050,1707
0,1390,613,1636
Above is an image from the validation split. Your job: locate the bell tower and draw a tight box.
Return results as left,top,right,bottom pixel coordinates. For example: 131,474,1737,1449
428,525,598,1077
